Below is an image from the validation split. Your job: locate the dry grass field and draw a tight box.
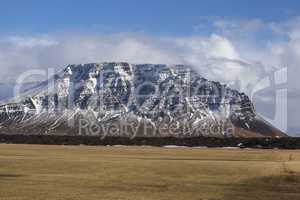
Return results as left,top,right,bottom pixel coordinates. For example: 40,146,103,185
0,144,300,200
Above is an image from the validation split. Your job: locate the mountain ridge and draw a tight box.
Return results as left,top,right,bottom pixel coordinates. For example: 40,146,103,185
0,62,287,138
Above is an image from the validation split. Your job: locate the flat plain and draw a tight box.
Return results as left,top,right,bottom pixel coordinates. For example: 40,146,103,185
0,144,300,200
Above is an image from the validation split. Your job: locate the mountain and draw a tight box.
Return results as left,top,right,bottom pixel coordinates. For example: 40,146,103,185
0,62,286,138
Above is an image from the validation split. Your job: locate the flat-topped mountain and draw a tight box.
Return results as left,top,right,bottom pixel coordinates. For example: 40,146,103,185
0,62,286,138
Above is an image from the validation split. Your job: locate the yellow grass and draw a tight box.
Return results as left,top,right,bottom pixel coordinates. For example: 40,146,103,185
0,144,300,200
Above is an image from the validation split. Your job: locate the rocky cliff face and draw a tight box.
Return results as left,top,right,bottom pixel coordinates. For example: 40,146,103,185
0,62,286,137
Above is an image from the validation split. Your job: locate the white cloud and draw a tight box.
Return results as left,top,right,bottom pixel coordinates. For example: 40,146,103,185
7,36,58,48
0,30,285,92
0,33,265,95
0,18,298,88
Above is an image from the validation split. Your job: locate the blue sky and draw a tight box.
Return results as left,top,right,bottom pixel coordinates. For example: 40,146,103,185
0,1,300,135
1,0,300,35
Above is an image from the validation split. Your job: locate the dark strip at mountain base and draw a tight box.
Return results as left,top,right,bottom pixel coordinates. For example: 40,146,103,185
0,134,299,149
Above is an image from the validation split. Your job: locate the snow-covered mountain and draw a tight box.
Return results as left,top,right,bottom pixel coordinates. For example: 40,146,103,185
0,62,286,137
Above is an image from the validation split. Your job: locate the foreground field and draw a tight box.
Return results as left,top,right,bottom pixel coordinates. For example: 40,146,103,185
0,145,300,200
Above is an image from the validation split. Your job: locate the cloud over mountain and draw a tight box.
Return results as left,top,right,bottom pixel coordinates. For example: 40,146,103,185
0,17,300,134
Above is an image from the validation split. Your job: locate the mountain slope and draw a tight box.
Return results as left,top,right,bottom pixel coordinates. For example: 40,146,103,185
0,62,286,137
